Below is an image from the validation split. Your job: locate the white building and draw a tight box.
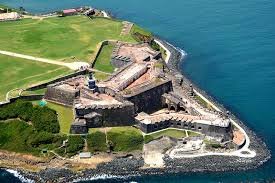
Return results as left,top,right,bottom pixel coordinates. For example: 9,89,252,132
0,12,20,21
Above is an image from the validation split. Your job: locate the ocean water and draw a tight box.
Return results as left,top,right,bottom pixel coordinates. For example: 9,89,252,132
0,0,275,182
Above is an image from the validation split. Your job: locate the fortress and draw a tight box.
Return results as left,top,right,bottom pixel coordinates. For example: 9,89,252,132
45,42,234,142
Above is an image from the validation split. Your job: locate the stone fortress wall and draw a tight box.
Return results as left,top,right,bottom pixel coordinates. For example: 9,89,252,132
73,99,135,128
44,76,84,106
138,113,232,141
123,79,173,113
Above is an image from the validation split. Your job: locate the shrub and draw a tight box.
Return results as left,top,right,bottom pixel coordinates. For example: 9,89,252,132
0,100,60,133
0,120,37,154
151,41,160,51
27,131,55,147
66,136,84,156
31,106,60,133
87,131,107,152
16,101,34,121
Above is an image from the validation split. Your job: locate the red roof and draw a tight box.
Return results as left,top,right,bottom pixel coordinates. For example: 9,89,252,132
63,9,77,14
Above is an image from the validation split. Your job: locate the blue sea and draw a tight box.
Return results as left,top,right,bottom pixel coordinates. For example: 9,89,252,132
0,0,274,182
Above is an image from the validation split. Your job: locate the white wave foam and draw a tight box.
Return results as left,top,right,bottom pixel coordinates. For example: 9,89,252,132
165,41,188,60
5,169,35,183
72,173,140,182
177,47,187,60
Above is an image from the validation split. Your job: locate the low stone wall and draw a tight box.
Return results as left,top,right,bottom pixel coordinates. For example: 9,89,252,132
0,94,44,107
26,69,88,91
91,40,117,67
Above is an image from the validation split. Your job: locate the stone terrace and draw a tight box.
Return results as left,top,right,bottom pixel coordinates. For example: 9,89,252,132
112,42,161,63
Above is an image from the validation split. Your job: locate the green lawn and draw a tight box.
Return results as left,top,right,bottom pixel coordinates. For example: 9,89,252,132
93,44,115,73
44,102,74,134
93,71,110,81
0,16,138,62
21,88,47,96
107,127,143,152
144,129,187,143
187,130,201,137
87,131,108,152
0,55,71,101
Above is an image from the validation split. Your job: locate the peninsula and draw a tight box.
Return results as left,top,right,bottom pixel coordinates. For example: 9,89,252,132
0,5,270,182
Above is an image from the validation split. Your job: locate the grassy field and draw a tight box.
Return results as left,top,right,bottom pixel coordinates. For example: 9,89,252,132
0,54,71,101
0,16,138,62
93,44,115,73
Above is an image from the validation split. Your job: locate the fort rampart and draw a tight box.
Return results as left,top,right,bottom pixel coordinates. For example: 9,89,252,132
123,79,173,113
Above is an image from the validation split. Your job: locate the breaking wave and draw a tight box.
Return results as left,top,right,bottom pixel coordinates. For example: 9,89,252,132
5,169,35,183
165,40,188,60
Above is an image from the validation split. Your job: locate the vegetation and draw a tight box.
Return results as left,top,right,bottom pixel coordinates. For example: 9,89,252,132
204,139,222,149
154,62,164,69
144,129,187,143
87,131,108,152
0,100,60,133
66,136,85,156
21,88,47,96
131,24,152,37
93,71,110,81
31,106,60,133
195,94,214,110
93,44,115,73
0,54,71,101
46,102,74,134
107,127,143,152
0,16,151,100
187,130,201,137
0,120,63,155
0,4,20,12
0,16,138,62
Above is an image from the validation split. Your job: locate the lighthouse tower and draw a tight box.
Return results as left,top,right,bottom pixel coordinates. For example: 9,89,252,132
87,73,96,92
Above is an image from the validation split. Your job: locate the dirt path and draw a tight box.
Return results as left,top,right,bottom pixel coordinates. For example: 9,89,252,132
0,50,89,70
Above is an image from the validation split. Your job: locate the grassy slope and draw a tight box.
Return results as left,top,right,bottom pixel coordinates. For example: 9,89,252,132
32,100,74,134
107,127,144,152
0,54,71,101
93,44,115,73
0,120,36,154
46,102,74,134
145,129,187,141
0,16,136,62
